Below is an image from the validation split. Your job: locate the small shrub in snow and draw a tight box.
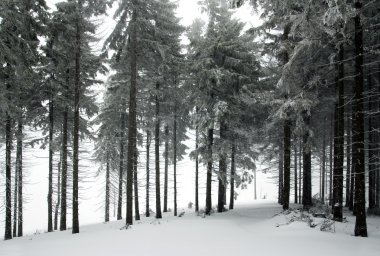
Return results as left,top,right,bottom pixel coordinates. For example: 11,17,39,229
320,219,335,233
188,202,193,209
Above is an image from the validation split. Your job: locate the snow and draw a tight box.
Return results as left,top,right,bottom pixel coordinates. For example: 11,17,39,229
1,200,379,256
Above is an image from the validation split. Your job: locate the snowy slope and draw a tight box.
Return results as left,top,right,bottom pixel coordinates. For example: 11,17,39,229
1,200,379,256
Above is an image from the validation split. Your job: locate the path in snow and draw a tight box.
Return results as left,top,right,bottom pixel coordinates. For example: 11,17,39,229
1,200,379,256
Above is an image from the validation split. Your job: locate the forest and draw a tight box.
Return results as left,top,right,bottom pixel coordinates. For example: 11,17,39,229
0,0,380,250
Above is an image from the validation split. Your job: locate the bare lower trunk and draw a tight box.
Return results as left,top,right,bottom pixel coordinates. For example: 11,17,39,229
146,131,151,217
54,151,61,230
60,105,68,231
218,118,227,212
321,119,326,204
345,116,351,208
17,116,23,237
5,109,12,240
48,98,54,232
229,142,236,210
205,126,214,215
353,1,367,236
105,153,110,222
72,0,83,234
134,148,140,221
302,113,312,209
333,43,345,221
294,140,298,204
117,110,126,220
155,82,162,219
195,124,199,212
173,108,178,216
282,116,291,210
278,140,283,204
164,125,169,213
368,72,376,210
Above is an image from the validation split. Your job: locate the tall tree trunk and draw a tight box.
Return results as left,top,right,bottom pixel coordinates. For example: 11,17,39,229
173,107,178,216
368,72,376,211
353,1,367,237
278,140,284,204
5,109,12,240
254,168,257,200
349,105,356,212
282,115,291,210
60,104,68,231
155,82,162,219
294,140,298,204
17,114,23,237
302,113,312,209
218,118,227,212
54,150,61,230
117,109,126,220
163,125,169,213
105,153,110,222
72,0,83,234
229,142,236,210
126,3,137,225
299,139,302,204
333,43,345,221
329,115,334,206
321,118,327,204
146,130,151,217
13,146,18,238
376,66,380,209
205,125,214,215
195,121,199,212
48,98,54,232
345,115,351,208
134,148,140,221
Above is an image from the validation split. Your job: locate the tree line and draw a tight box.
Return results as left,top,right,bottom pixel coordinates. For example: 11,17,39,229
1,0,379,241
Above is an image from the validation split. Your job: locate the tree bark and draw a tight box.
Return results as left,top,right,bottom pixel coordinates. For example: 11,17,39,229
146,130,151,217
302,113,312,209
117,109,126,220
48,98,54,232
376,66,380,209
278,140,284,204
329,115,333,206
60,101,68,231
350,105,356,212
294,139,298,204
17,117,23,236
195,121,199,212
368,72,376,210
299,139,302,204
163,125,169,212
218,118,227,212
345,116,351,208
205,125,214,215
353,1,367,237
105,153,110,222
229,142,236,210
4,82,12,240
126,2,138,225
72,0,83,234
282,115,291,210
333,43,345,221
13,145,18,238
134,148,140,220
321,118,327,204
173,107,178,216
54,149,61,230
155,82,162,219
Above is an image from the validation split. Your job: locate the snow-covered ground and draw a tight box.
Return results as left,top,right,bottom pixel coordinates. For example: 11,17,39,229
1,200,379,256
